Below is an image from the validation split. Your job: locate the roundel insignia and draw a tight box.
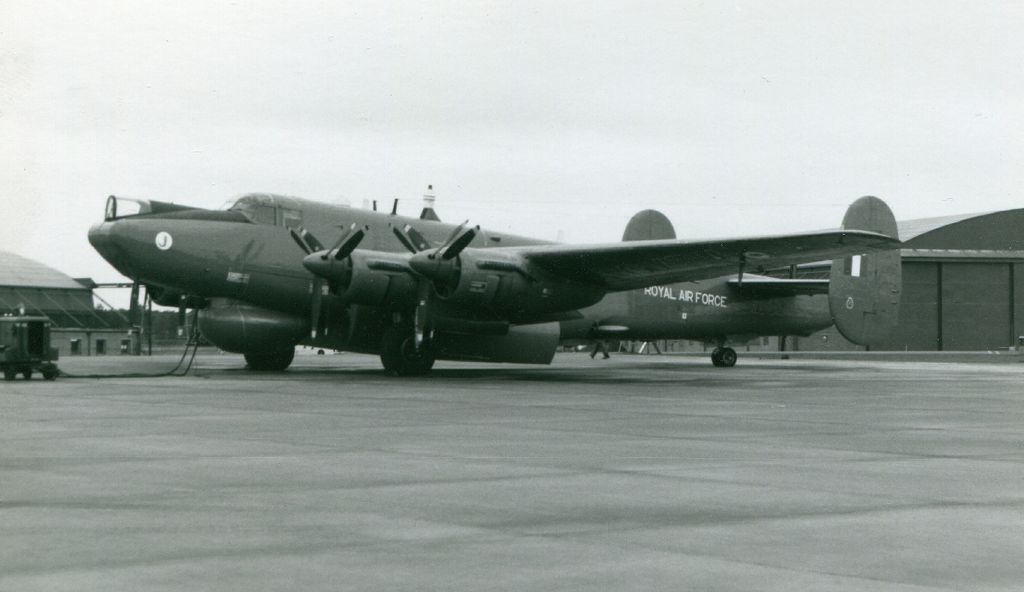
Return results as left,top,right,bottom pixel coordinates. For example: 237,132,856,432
155,231,173,251
845,296,855,310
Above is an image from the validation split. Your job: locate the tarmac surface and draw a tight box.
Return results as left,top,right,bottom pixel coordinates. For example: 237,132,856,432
2,352,1023,591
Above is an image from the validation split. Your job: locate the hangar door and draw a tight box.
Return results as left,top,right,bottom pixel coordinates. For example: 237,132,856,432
882,262,940,351
941,263,1011,350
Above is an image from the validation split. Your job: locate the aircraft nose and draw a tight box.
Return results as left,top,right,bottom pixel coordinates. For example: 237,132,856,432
88,220,138,278
88,221,119,260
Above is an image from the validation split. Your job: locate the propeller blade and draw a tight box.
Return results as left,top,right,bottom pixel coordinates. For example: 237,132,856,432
323,223,355,259
299,227,324,252
393,224,431,253
413,279,431,350
310,278,324,338
440,225,478,260
393,225,417,253
333,225,367,260
290,229,312,254
323,226,350,257
406,226,431,252
434,220,468,256
289,228,313,254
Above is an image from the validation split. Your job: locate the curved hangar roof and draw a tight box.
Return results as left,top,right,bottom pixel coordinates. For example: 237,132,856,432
0,250,113,328
0,250,89,290
897,208,1024,251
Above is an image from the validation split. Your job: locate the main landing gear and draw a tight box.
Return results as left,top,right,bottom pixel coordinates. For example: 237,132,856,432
710,346,737,368
380,324,435,376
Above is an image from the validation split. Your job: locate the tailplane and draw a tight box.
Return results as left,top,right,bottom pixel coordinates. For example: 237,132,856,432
829,196,902,346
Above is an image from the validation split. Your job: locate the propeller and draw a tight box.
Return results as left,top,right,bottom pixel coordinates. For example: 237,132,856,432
392,221,479,349
294,224,367,338
407,223,478,284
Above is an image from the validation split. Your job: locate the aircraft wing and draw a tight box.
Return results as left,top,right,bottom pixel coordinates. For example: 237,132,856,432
512,230,900,291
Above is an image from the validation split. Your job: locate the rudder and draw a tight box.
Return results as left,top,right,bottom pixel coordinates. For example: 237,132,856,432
829,196,902,346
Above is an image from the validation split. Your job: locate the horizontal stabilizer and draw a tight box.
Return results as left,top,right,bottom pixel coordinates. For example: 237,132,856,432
727,277,830,296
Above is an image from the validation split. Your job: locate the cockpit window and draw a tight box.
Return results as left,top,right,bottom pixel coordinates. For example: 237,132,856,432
222,195,303,228
104,196,149,220
250,204,277,225
281,208,302,230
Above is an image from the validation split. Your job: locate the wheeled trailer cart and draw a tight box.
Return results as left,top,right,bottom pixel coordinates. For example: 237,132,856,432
0,315,60,381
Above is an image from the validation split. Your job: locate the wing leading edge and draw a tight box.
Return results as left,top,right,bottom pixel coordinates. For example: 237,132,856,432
507,229,899,291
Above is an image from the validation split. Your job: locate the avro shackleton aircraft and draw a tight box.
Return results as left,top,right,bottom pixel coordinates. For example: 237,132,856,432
89,193,901,375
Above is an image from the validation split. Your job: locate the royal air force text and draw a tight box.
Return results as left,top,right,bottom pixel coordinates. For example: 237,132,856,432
642,286,728,308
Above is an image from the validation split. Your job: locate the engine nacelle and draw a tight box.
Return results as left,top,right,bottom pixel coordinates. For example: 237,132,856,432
431,250,606,322
197,299,308,353
332,251,419,307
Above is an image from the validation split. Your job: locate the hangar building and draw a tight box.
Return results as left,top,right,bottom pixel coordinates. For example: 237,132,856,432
793,207,1024,352
0,250,131,355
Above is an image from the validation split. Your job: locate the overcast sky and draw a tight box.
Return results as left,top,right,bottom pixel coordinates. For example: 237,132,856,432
2,0,1023,285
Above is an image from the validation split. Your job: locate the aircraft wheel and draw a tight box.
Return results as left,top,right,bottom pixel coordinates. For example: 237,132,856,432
380,325,435,376
42,365,59,381
718,347,738,368
244,348,295,371
21,368,32,380
3,367,16,381
710,347,724,367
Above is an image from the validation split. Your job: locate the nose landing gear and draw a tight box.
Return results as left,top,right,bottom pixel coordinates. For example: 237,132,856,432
710,346,737,368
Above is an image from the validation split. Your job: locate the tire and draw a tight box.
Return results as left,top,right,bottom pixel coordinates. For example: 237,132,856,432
380,325,435,376
42,366,58,381
21,368,32,380
3,367,16,381
710,347,724,367
719,347,738,368
244,348,295,371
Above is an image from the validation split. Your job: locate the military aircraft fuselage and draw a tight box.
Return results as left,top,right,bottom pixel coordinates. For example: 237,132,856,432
90,200,550,317
90,193,897,372
562,280,831,344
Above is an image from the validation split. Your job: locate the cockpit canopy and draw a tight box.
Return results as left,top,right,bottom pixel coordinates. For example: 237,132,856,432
102,193,309,228
220,193,307,229
104,195,197,221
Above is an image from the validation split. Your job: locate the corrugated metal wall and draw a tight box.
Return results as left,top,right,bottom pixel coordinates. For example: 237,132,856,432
797,260,1022,352
846,261,1021,351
